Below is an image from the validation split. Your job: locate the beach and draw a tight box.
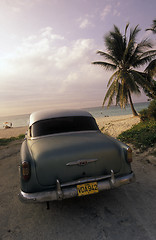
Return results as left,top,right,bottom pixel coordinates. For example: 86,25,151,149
0,114,140,139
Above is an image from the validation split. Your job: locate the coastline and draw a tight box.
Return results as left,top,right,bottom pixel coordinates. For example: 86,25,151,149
0,114,140,139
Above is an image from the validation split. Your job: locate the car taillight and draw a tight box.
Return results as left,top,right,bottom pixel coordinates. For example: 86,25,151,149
127,147,132,163
22,161,31,181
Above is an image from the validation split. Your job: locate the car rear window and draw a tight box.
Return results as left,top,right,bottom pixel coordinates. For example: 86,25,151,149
30,116,99,137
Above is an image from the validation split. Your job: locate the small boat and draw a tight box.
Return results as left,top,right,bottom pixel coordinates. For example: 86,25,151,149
3,122,12,129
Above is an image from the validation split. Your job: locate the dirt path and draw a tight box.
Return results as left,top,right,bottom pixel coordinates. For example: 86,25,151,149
0,141,156,240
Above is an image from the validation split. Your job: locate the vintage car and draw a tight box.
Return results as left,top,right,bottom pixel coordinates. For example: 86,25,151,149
19,109,135,204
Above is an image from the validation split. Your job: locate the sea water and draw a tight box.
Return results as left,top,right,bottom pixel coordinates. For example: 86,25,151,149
0,102,149,129
0,114,30,129
85,101,150,119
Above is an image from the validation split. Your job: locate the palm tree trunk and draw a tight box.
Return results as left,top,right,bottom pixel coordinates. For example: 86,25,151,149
128,90,138,116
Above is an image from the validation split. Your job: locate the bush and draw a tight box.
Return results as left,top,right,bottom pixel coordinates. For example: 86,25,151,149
118,120,156,150
139,108,149,121
139,100,156,121
148,100,156,120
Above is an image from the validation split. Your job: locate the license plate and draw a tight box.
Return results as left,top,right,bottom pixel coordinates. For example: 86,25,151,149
77,182,98,196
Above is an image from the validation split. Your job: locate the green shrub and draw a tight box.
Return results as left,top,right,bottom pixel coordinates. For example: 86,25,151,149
118,120,156,150
148,100,156,120
139,108,149,121
139,100,156,121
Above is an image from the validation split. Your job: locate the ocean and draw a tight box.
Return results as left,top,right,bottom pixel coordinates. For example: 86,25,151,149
0,102,149,129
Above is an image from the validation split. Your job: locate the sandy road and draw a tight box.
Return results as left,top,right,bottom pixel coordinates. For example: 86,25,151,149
0,141,156,240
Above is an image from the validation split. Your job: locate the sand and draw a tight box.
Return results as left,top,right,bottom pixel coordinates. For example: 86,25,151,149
96,114,140,137
0,114,140,139
0,126,28,139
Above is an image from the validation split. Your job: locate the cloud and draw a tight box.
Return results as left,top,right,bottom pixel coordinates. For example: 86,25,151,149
100,3,120,20
113,9,120,17
79,18,91,29
0,27,109,115
40,27,64,40
77,15,94,29
54,39,95,69
101,5,112,20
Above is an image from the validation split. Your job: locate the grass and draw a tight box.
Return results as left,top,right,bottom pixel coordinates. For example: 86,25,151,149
117,120,156,150
0,134,25,146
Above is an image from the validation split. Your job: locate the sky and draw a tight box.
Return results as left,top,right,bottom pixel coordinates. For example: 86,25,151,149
0,0,156,116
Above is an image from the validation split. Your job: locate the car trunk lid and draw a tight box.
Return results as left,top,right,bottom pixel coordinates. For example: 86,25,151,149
28,131,123,186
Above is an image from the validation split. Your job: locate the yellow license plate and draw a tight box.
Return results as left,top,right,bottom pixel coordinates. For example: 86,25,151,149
77,182,98,196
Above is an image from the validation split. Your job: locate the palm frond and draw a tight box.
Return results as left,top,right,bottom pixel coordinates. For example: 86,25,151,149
119,83,129,108
123,23,129,51
96,51,119,65
103,81,116,107
129,25,140,43
146,19,156,34
129,40,154,65
144,59,156,77
116,83,121,105
124,23,129,38
92,61,116,70
123,26,142,65
130,70,153,92
115,81,128,107
131,70,156,98
123,38,135,64
113,25,122,36
139,50,156,58
132,53,156,68
125,71,141,94
137,39,153,50
105,26,126,61
107,70,120,87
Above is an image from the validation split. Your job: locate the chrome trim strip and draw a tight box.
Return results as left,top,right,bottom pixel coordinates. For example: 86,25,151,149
28,130,99,140
56,179,63,200
19,172,135,203
110,169,115,184
66,158,98,166
60,173,112,187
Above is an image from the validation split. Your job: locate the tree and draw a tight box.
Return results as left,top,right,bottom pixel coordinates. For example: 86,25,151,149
92,24,156,116
146,19,156,34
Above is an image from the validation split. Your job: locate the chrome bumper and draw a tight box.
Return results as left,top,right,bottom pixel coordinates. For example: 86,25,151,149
19,171,135,203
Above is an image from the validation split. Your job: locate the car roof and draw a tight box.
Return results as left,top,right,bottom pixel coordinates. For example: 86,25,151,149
29,109,93,126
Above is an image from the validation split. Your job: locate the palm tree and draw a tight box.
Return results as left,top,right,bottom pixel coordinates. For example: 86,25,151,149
146,19,156,34
92,24,156,116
